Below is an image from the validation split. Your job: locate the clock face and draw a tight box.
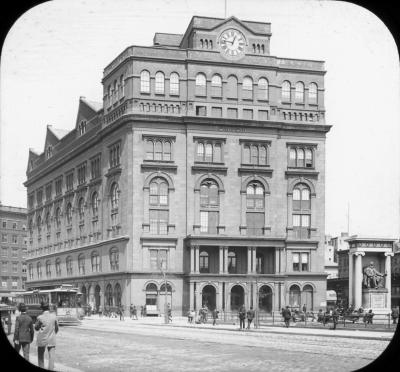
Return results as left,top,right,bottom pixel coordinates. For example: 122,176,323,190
219,29,246,58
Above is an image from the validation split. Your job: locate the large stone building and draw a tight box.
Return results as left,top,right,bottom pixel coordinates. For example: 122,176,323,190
24,16,330,315
0,204,28,301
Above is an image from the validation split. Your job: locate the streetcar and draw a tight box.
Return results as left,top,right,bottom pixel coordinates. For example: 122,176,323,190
19,284,82,325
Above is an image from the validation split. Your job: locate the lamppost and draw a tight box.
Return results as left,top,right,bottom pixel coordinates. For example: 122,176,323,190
159,260,168,324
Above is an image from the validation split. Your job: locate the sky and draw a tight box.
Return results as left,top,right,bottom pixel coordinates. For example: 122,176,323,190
0,0,399,238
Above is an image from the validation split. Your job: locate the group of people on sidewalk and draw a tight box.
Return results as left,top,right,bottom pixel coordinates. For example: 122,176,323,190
12,302,59,370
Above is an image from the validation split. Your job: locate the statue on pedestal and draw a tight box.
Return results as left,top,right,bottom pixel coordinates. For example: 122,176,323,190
363,262,386,289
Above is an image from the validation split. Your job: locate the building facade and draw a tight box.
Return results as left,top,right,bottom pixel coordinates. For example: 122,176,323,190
0,205,28,301
24,16,330,315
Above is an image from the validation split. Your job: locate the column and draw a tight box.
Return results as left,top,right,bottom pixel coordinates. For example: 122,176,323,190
224,247,228,273
190,246,195,273
219,246,224,274
189,282,194,311
275,248,280,274
354,252,365,309
195,245,200,274
252,247,257,273
247,247,252,274
253,281,258,309
348,252,353,306
218,282,224,310
385,252,394,309
195,287,202,311
143,187,150,230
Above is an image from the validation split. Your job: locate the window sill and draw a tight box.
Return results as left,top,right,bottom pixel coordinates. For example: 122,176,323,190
192,163,227,174
285,169,319,178
141,162,177,171
238,166,273,175
105,167,122,178
140,91,151,95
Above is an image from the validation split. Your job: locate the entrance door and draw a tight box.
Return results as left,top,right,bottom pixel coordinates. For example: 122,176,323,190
202,285,216,310
94,285,101,311
230,285,244,311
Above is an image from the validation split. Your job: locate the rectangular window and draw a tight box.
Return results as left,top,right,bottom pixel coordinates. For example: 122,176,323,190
196,106,207,116
227,108,238,119
149,210,168,235
12,281,18,288
12,235,18,244
12,249,18,258
66,173,74,191
149,249,168,270
109,142,121,168
12,262,18,273
77,163,87,185
1,262,7,272
2,221,6,228
301,253,309,271
246,212,264,236
37,189,43,206
293,253,300,271
12,222,17,229
45,183,52,201
1,234,7,243
200,211,218,234
258,110,269,121
211,107,222,118
242,109,253,120
55,177,63,196
1,247,7,257
1,281,7,288
90,156,101,179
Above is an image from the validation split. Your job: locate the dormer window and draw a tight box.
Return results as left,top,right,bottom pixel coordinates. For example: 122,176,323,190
46,145,53,159
78,121,87,136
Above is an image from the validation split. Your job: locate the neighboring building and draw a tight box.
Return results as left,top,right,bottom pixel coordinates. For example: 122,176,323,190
24,16,330,315
0,204,28,301
330,232,349,263
392,240,400,307
324,235,338,279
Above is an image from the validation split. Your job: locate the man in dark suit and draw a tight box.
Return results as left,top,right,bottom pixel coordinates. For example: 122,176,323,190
238,305,246,330
282,306,292,328
13,303,34,361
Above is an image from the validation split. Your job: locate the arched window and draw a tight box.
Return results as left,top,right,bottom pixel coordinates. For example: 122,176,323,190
295,82,305,103
46,260,51,277
37,262,42,279
55,207,61,229
114,283,122,306
66,256,73,276
28,264,33,280
160,283,172,292
78,254,85,275
107,85,112,106
78,121,87,136
55,258,61,276
211,74,222,97
149,178,169,235
105,284,113,306
140,70,150,93
37,215,42,235
110,183,119,210
145,283,158,306
66,203,72,225
169,72,179,95
45,212,51,232
200,179,219,234
303,285,314,310
308,83,318,104
113,80,118,103
155,71,165,94
78,197,85,221
226,75,238,99
195,73,206,96
246,182,265,236
292,183,311,239
110,247,119,271
91,251,100,272
228,250,236,273
199,251,209,273
242,77,253,99
289,285,301,309
119,75,124,97
257,78,269,100
46,145,53,159
281,81,291,102
91,192,99,216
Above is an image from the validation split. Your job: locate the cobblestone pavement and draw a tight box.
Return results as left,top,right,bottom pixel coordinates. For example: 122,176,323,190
6,316,394,372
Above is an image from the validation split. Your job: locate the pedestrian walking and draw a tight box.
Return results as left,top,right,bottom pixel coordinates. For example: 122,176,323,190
13,303,34,361
391,307,399,324
35,303,59,371
119,305,125,321
133,305,138,320
246,306,255,329
212,308,219,326
129,304,134,319
302,304,307,313
331,307,339,330
238,305,246,330
282,306,291,328
140,305,144,318
143,304,147,317
167,304,172,322
364,309,374,325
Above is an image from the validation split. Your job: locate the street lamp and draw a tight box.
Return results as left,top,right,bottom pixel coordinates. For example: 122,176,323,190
159,259,168,324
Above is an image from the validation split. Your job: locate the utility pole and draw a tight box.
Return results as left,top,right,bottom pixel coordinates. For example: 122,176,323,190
160,260,168,324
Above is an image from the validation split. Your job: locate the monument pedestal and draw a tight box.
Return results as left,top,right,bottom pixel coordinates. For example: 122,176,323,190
362,288,390,315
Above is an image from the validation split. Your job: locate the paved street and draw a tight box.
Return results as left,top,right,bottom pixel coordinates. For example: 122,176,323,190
6,316,395,372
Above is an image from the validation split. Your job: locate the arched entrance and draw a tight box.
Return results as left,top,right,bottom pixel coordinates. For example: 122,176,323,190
105,284,113,307
94,285,101,311
302,285,314,311
230,285,244,311
289,285,301,310
258,285,273,313
88,285,95,308
202,285,216,310
159,283,172,315
114,283,122,307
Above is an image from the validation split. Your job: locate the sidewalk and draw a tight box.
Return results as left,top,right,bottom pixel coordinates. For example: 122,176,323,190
83,315,395,341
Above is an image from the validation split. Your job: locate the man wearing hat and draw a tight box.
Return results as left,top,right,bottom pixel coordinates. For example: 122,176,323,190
35,303,59,370
13,303,34,361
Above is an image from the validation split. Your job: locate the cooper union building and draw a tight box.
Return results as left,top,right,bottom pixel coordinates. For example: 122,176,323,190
24,16,331,316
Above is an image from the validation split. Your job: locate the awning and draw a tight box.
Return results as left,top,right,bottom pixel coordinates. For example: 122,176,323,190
326,290,337,301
